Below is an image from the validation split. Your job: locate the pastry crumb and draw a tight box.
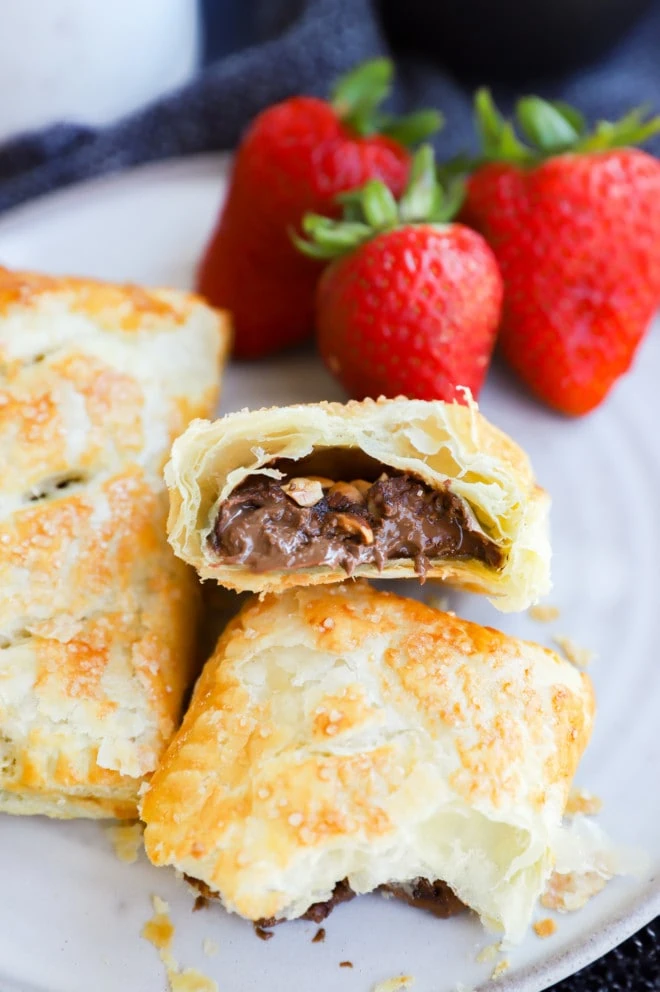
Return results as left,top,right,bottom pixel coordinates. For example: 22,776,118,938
528,604,560,623
491,960,510,980
142,895,174,951
476,942,501,963
565,788,602,817
340,960,353,968
541,870,608,913
553,635,594,669
534,918,557,938
426,593,450,613
254,925,274,941
372,976,414,992
312,928,326,943
142,896,218,992
105,821,143,864
202,938,218,957
170,969,217,991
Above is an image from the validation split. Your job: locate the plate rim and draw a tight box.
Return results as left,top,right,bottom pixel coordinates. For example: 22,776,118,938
0,151,230,239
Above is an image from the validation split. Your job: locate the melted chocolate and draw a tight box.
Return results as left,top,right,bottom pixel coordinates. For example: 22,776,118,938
210,471,502,578
255,878,465,929
382,878,465,919
185,874,465,931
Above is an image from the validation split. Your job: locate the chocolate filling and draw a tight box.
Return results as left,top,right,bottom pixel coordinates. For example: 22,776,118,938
209,469,502,579
185,875,464,928
382,878,465,919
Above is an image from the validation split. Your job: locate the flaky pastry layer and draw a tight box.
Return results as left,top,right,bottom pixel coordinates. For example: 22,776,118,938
141,583,593,941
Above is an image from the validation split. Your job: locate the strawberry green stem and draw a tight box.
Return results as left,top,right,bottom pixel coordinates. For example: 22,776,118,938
293,144,464,261
330,58,443,144
451,88,660,171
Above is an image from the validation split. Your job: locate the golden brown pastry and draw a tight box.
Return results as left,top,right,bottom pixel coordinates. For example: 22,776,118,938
0,267,230,819
141,583,594,941
166,396,550,611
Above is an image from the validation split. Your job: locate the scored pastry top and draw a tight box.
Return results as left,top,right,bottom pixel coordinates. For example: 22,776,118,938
165,396,550,611
141,582,593,941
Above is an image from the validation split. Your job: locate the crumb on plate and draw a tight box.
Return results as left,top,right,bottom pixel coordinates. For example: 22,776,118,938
170,969,218,992
372,976,414,992
528,604,560,623
541,870,608,913
553,635,594,669
202,938,218,957
142,895,218,992
476,942,501,963
105,821,144,864
312,928,326,943
533,918,557,938
340,961,353,968
491,960,510,980
565,788,603,817
425,593,450,613
142,895,174,951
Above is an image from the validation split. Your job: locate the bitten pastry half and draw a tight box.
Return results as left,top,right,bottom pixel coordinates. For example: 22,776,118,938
141,583,594,942
165,396,550,611
0,267,231,819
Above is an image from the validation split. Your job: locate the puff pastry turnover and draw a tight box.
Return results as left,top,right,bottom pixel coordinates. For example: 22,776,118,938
0,267,230,819
166,397,550,611
141,583,594,942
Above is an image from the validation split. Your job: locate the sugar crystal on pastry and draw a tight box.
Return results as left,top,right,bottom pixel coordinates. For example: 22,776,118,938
141,583,594,941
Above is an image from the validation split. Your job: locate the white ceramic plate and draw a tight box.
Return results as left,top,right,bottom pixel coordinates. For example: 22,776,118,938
0,155,658,992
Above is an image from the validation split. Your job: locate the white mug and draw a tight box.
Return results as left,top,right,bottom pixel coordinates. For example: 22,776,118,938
0,0,199,144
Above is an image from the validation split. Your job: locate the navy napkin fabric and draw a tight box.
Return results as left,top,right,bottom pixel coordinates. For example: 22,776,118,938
0,0,659,989
1,0,660,213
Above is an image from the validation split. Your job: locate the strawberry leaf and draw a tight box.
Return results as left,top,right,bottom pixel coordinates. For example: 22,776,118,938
331,58,393,135
379,109,444,146
577,106,660,151
293,146,461,263
474,88,505,155
516,96,581,152
474,89,532,164
336,188,374,223
293,216,373,259
361,180,399,228
399,145,438,221
430,177,465,222
330,59,443,144
550,101,586,135
453,91,660,171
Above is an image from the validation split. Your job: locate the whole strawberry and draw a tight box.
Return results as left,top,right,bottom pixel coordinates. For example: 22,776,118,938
297,147,503,402
197,59,441,359
459,92,660,416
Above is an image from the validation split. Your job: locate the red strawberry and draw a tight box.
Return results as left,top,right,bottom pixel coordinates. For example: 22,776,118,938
197,59,442,359
458,91,660,416
297,147,503,402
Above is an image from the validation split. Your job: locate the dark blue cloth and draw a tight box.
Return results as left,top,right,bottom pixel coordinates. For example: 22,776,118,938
1,0,660,213
0,2,658,989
